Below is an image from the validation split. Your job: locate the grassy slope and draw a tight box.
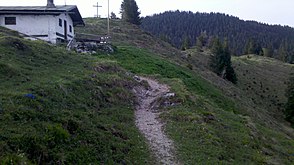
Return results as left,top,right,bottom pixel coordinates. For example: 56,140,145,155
98,47,263,164
99,46,293,164
233,55,292,118
0,27,153,164
77,18,294,164
184,48,294,164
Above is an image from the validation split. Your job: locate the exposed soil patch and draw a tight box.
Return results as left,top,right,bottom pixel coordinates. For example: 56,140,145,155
133,77,180,165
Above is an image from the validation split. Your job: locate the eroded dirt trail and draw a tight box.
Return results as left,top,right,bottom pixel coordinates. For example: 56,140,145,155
133,77,180,165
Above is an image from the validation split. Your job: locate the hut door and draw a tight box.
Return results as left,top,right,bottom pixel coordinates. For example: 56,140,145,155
64,20,67,41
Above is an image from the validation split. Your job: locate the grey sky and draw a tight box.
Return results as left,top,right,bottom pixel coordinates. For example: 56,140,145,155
0,0,293,27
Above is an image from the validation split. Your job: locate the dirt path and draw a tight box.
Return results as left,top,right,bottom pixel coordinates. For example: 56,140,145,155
133,77,180,165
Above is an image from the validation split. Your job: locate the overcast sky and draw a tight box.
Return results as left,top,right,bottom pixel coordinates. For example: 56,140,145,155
0,0,293,27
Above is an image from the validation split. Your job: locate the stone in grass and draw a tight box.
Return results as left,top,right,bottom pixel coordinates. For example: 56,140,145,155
203,114,216,123
164,93,175,98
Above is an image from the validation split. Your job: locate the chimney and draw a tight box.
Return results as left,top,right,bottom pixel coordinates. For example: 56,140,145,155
47,0,55,8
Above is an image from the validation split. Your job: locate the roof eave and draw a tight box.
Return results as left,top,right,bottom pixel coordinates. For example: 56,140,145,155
0,11,75,15
68,6,85,27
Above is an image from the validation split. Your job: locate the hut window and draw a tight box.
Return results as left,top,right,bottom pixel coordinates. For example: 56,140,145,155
59,19,62,27
5,17,16,25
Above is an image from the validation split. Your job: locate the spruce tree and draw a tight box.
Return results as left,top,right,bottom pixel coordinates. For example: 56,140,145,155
196,38,203,52
110,12,117,19
262,47,273,57
210,37,224,75
278,43,288,62
209,38,237,84
244,39,263,55
196,32,208,51
225,64,238,84
120,0,141,25
223,39,237,84
181,36,191,50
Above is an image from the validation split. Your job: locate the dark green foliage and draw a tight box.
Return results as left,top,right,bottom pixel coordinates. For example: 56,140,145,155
196,32,208,51
181,35,191,50
159,34,171,43
278,42,288,62
225,65,238,84
210,38,224,75
210,38,237,84
195,38,203,51
262,47,274,57
187,63,193,70
244,39,263,55
120,0,141,25
141,11,294,63
110,12,117,19
285,74,294,126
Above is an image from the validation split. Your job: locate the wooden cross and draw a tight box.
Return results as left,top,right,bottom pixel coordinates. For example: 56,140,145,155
93,2,102,18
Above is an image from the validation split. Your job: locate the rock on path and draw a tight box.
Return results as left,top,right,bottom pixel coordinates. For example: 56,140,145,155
133,77,180,165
